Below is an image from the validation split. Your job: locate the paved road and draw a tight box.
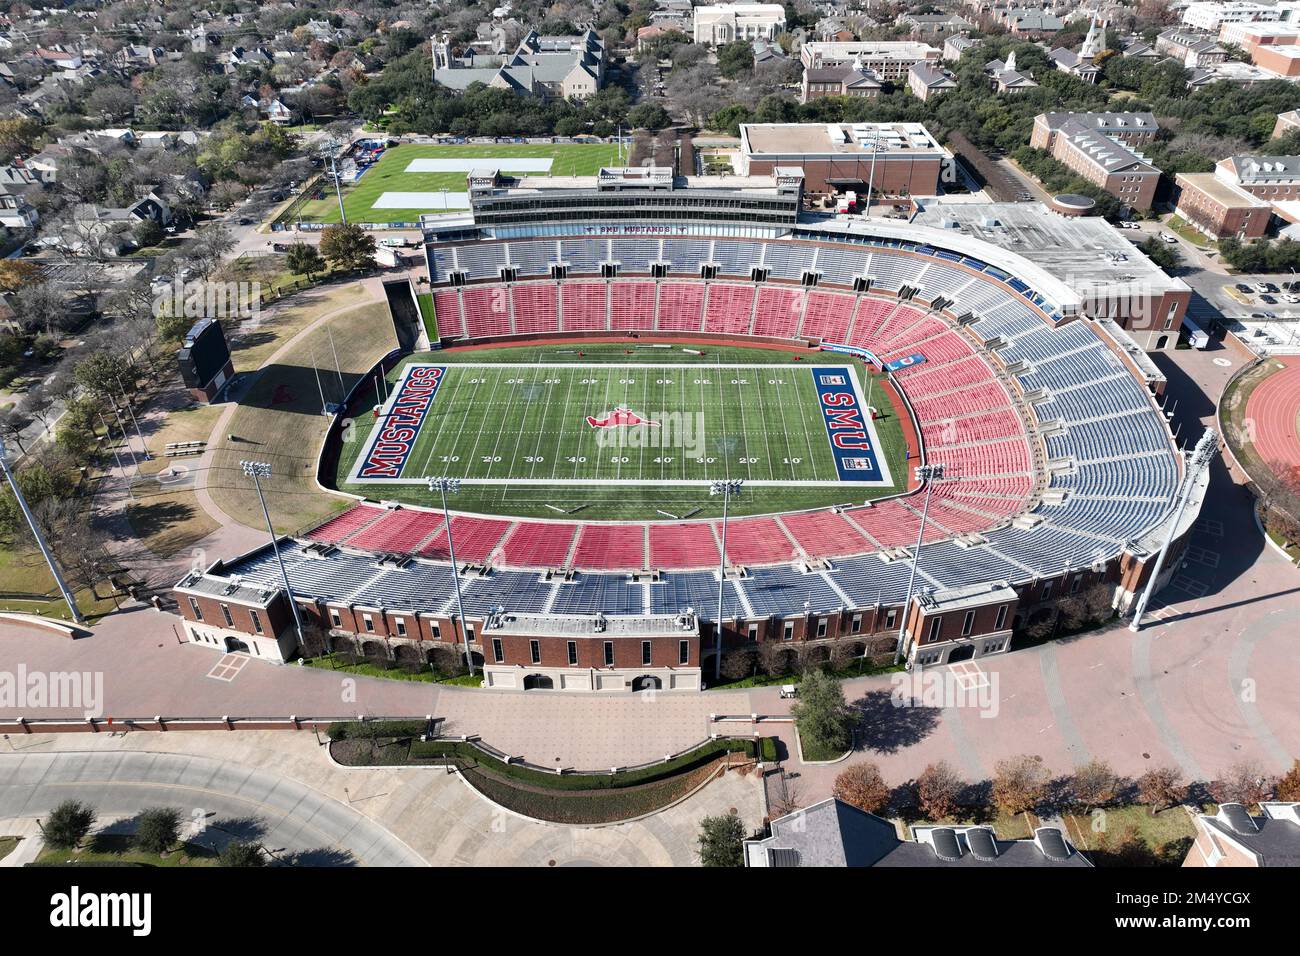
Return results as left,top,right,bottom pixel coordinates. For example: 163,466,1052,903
0,748,424,866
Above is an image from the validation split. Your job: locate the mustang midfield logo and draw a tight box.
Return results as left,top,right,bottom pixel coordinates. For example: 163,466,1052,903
585,407,661,428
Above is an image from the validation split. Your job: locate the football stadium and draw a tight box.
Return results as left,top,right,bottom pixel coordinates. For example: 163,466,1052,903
176,147,1209,692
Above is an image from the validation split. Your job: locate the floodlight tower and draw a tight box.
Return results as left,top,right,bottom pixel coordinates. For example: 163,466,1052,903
0,435,84,623
894,463,945,666
240,461,306,654
429,476,475,676
709,478,744,682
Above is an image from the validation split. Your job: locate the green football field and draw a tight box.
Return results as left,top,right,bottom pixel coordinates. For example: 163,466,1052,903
335,345,910,520
288,142,623,224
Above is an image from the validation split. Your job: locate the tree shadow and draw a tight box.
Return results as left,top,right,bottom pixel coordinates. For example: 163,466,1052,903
850,688,941,755
274,846,358,867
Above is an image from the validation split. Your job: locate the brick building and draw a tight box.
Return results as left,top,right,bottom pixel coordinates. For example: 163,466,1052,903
1184,803,1300,867
737,122,953,198
800,62,883,102
1030,112,1163,211
1173,171,1272,239
798,40,940,81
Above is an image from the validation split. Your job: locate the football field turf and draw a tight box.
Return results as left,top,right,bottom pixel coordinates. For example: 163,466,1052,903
336,345,910,520
289,143,623,224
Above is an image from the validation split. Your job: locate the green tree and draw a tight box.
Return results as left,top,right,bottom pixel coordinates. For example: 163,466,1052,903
697,813,746,866
133,218,165,249
218,840,267,867
285,242,325,278
790,670,855,755
1138,237,1182,274
318,223,377,271
73,352,133,400
716,41,754,78
627,103,670,130
133,807,183,854
43,800,96,850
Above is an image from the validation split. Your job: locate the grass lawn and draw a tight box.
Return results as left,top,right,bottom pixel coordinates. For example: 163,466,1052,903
302,653,437,682
1166,215,1216,250
206,298,398,533
286,143,622,224
123,485,221,558
416,292,437,341
136,403,224,478
335,343,910,520
0,542,118,622
0,836,20,862
1061,804,1196,866
32,833,217,868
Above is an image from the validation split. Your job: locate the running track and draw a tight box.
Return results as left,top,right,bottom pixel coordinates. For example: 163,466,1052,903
1245,355,1300,470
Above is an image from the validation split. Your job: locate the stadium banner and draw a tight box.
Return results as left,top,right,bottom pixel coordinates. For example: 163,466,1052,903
820,343,882,368
354,365,446,479
885,353,927,372
812,366,886,483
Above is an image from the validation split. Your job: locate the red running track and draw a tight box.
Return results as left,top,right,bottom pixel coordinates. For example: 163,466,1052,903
1245,356,1300,472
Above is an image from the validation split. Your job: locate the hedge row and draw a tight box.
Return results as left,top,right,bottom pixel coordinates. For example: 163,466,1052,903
327,721,762,791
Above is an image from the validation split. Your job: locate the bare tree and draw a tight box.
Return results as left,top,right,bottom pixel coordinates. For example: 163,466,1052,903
1136,766,1185,816
992,755,1051,815
916,761,964,821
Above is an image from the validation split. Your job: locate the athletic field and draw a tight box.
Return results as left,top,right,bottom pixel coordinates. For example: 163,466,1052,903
289,142,623,224
335,345,910,520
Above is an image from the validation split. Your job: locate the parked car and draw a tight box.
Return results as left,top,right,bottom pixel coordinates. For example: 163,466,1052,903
1160,234,1178,244
1260,294,1278,304
1283,294,1300,304
1235,283,1254,294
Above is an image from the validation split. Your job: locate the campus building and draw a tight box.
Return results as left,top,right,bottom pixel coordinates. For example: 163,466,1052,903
1029,112,1163,211
745,799,1093,866
798,40,941,81
737,122,953,198
692,4,787,45
800,61,883,102
1173,171,1273,239
431,29,605,100
1184,803,1300,867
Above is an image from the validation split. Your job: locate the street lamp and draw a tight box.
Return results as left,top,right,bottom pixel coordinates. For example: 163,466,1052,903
240,461,306,656
428,476,475,677
710,478,744,682
894,463,945,666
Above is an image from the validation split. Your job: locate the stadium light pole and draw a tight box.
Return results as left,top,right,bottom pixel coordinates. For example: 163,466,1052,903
0,435,84,624
1129,429,1219,632
710,478,744,682
241,461,306,656
429,476,475,677
894,463,945,666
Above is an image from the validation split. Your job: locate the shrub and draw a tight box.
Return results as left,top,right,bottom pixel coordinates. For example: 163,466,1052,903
133,807,182,854
833,762,890,814
1136,766,1185,815
43,800,96,850
991,755,1051,815
916,761,964,821
218,841,266,867
326,719,430,741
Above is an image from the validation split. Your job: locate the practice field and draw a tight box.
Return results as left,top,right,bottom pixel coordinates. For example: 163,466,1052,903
288,142,623,224
335,344,911,520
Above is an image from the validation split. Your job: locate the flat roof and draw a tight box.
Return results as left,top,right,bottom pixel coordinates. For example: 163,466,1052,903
742,122,945,157
911,201,1190,296
1176,171,1269,208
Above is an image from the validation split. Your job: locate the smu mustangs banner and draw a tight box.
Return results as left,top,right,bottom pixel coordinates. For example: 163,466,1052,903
885,353,927,373
811,367,884,482
356,365,446,479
